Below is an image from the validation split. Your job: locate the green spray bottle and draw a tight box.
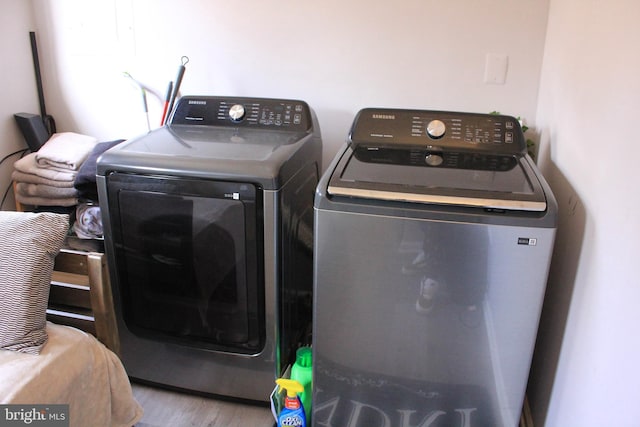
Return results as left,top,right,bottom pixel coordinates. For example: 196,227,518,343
276,378,306,427
290,347,313,423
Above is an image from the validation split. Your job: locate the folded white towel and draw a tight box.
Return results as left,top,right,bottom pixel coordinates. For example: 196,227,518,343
15,193,78,207
15,182,79,199
13,153,77,182
35,132,98,171
11,170,75,188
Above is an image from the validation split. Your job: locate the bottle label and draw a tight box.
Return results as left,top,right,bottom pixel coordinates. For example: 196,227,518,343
285,397,301,410
280,415,304,426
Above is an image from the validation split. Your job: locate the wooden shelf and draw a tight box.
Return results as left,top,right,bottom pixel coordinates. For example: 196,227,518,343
47,248,120,355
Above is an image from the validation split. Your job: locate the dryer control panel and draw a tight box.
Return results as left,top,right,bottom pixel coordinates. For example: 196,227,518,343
349,108,526,156
170,96,312,132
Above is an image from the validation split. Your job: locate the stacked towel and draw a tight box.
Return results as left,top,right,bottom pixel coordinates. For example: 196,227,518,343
12,132,98,207
35,132,98,171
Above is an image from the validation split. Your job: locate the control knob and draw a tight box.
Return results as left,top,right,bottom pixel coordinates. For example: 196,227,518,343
228,104,246,122
425,153,444,166
426,119,446,139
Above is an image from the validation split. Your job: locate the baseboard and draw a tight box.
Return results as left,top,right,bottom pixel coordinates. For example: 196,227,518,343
520,395,534,427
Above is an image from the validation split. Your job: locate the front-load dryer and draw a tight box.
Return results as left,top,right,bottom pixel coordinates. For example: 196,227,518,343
312,108,557,426
97,96,322,402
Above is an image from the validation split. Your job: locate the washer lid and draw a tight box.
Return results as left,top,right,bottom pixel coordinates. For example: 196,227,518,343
117,125,309,161
327,145,548,212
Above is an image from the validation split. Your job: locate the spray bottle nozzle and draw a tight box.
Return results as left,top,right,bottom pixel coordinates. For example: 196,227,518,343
276,378,304,398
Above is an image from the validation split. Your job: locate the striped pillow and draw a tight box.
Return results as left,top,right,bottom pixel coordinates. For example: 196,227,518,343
0,211,69,354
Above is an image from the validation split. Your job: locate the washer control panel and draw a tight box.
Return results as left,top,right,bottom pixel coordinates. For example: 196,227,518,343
170,96,311,131
353,147,518,171
349,108,526,155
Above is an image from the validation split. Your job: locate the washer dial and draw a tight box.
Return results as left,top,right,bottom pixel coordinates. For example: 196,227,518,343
228,104,246,122
426,119,446,139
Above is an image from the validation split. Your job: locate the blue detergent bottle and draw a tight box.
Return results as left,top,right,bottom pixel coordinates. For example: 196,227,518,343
276,378,306,427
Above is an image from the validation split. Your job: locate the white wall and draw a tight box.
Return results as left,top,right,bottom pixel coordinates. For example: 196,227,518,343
0,0,40,209
528,0,640,425
29,0,549,170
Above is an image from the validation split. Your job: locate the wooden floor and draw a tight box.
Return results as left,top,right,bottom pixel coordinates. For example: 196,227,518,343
131,382,276,427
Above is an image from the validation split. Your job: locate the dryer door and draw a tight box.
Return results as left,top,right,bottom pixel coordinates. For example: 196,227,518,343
106,172,264,354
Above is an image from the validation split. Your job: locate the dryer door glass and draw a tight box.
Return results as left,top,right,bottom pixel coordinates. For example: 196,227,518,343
107,173,264,353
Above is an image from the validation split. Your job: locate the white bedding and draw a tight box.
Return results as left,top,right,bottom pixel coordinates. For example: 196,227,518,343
0,322,143,427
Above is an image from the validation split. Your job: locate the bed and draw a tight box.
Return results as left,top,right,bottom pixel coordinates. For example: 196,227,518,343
0,211,142,427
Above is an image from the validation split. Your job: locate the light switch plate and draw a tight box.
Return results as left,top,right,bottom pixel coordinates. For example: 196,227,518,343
484,53,509,84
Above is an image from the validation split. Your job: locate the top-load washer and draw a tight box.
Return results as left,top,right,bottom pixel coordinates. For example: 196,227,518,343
312,108,557,426
97,96,322,401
